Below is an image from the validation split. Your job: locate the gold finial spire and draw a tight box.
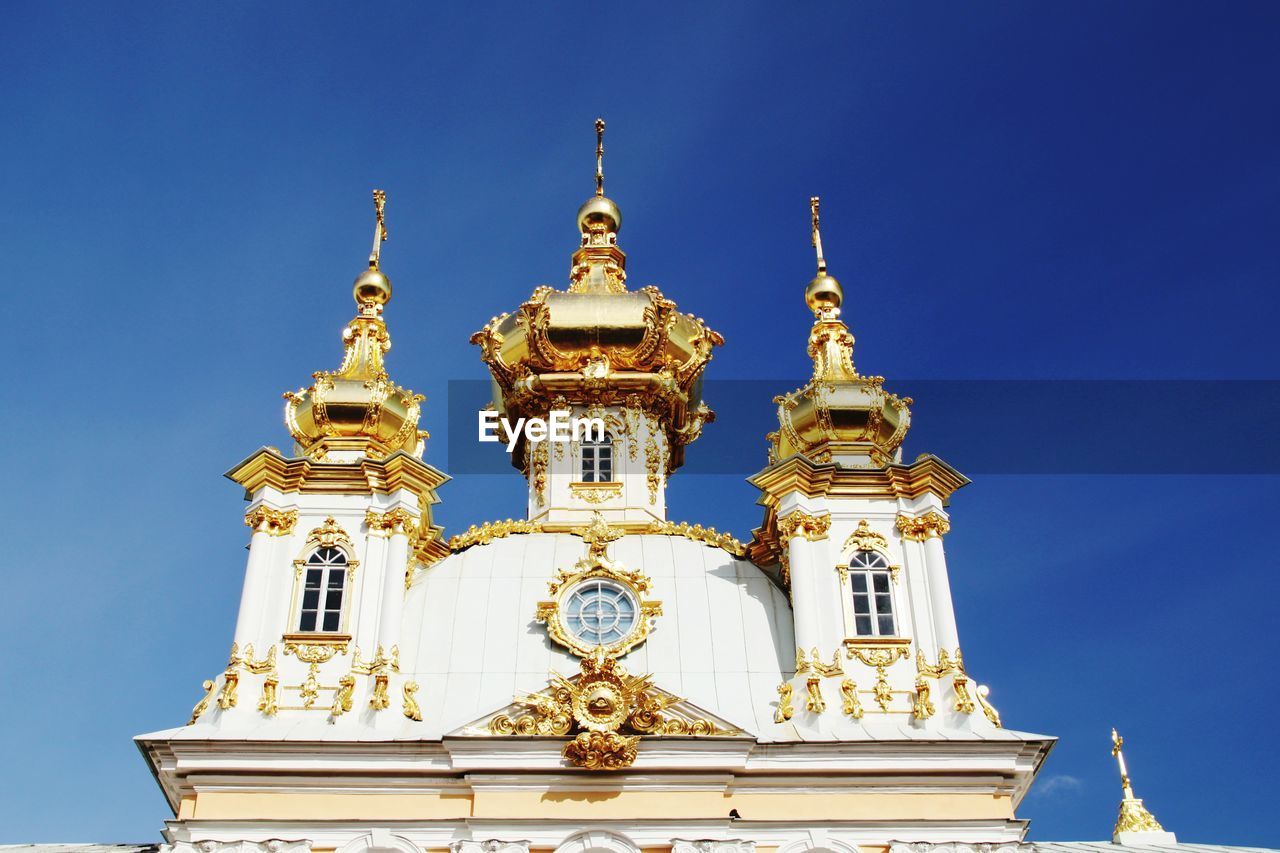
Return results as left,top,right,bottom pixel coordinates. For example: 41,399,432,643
1109,728,1173,843
353,189,392,315
810,196,827,274
595,118,606,197
369,188,388,269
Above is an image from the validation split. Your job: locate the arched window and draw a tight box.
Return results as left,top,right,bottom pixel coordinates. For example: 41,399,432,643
298,546,347,633
580,433,614,483
848,550,895,636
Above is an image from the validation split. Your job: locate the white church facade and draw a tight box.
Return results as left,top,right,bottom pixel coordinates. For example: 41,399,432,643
121,124,1241,853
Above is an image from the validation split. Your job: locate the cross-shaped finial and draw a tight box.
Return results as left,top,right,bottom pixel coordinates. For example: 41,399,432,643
810,196,827,274
595,118,606,197
369,189,388,268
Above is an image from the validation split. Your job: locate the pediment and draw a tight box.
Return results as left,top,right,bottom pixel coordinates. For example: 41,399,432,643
451,651,744,746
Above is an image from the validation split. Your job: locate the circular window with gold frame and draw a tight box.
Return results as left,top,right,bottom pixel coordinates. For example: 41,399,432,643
536,517,662,657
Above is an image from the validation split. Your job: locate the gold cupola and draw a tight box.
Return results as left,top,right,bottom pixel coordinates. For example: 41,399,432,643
769,197,911,467
471,120,724,472
283,190,427,462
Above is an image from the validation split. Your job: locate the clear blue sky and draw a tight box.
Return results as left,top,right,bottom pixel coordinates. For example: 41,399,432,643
1,1,1277,846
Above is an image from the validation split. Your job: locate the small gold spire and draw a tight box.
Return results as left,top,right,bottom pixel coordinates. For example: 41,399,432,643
595,118,606,197
369,188,388,269
810,196,827,274
1109,728,1171,842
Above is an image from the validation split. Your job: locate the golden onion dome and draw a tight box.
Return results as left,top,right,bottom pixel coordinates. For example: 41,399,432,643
470,119,722,473
769,197,911,467
282,190,427,462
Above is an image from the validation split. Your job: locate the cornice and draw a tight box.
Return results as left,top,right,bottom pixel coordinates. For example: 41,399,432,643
749,453,970,506
225,447,450,499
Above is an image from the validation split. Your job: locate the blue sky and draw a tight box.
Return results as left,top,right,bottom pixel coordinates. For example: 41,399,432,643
1,1,1278,845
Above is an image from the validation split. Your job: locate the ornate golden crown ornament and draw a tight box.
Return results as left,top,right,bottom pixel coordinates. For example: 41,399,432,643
470,120,723,479
535,513,662,658
489,647,734,770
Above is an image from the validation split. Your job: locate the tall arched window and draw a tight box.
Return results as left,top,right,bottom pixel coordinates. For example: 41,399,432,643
848,550,895,636
580,434,614,483
298,546,347,633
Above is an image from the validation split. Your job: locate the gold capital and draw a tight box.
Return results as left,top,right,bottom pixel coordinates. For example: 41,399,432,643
778,511,831,542
244,506,298,537
895,511,950,541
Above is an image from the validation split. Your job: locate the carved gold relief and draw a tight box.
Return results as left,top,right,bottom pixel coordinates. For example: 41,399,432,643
846,640,910,712
953,674,976,714
245,506,298,537
488,648,731,769
570,481,623,504
331,674,355,717
844,519,888,553
839,678,864,719
912,678,935,720
306,517,352,549
774,682,794,723
804,676,826,713
365,508,416,537
403,681,423,721
778,510,831,542
350,645,399,711
975,684,1002,727
644,435,663,504
189,679,216,725
796,647,844,677
284,638,348,710
895,511,951,541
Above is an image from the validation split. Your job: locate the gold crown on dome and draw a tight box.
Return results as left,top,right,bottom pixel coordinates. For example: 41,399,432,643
470,119,724,473
769,197,912,467
283,190,427,462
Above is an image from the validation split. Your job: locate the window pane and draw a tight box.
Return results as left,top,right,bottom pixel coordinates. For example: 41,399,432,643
301,589,320,610
327,571,344,590
875,593,893,616
326,589,343,610
878,613,896,635
872,573,889,593
852,592,870,615
322,611,341,632
855,615,872,635
851,574,868,593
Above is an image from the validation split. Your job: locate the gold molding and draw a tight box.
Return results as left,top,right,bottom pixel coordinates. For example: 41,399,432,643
570,481,623,504
306,517,352,549
844,639,910,712
226,447,449,499
796,647,844,678
447,518,750,560
245,506,298,537
895,511,951,542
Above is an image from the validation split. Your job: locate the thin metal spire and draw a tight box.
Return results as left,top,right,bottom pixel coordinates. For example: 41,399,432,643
595,119,606,197
810,196,827,274
369,189,388,269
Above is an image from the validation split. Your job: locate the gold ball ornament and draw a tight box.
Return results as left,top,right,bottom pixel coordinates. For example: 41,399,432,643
577,195,622,234
353,266,392,309
804,272,843,316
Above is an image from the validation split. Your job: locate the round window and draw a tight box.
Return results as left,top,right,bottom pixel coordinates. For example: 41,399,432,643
563,579,639,647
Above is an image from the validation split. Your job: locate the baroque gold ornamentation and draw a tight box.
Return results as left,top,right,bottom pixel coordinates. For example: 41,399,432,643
365,507,416,537
644,435,662,504
284,638,349,710
245,506,298,537
912,678,935,720
189,679,216,725
532,440,549,505
844,519,888,553
488,648,731,769
644,520,748,557
331,675,355,717
796,647,844,678
804,676,826,713
777,511,831,541
351,645,399,710
839,678,864,719
895,511,951,542
403,681,423,721
916,647,965,679
307,517,352,549
570,481,623,504
563,730,639,770
536,513,662,658
846,640,910,712
975,684,1002,727
953,674,976,714
449,518,544,551
774,682,794,723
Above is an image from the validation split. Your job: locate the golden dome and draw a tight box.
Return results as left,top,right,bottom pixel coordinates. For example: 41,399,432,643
282,190,426,462
471,121,722,473
770,197,911,466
